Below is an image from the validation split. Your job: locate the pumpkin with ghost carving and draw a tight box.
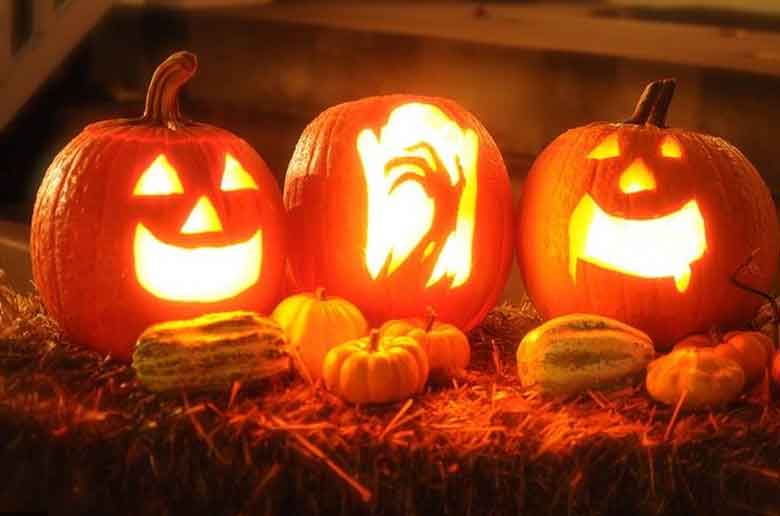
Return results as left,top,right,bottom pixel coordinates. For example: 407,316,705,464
517,79,780,350
284,95,514,330
30,51,286,360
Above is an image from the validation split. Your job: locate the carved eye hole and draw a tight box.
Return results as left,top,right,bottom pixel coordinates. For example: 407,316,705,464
220,154,258,191
587,133,620,160
660,135,683,159
133,155,184,196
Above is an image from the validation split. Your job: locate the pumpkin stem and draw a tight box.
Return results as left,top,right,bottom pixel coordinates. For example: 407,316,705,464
730,249,779,351
647,79,676,128
368,329,381,353
624,78,676,128
424,306,437,333
314,287,326,301
142,51,197,129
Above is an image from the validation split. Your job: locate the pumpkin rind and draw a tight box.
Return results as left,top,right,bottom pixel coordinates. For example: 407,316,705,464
516,314,655,394
30,52,286,360
284,95,513,331
323,330,429,404
517,80,780,350
379,312,470,380
271,288,368,380
132,311,289,392
646,347,744,409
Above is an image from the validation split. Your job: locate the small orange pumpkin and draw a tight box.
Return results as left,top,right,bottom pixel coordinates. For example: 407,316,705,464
379,308,470,380
271,287,367,380
675,331,773,386
323,329,429,405
771,351,780,387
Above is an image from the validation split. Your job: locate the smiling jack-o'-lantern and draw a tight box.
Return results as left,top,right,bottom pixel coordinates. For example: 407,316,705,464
30,52,286,360
518,79,780,349
284,95,513,330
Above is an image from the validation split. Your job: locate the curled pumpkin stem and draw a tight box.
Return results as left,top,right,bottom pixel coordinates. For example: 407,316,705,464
624,78,676,127
730,249,779,351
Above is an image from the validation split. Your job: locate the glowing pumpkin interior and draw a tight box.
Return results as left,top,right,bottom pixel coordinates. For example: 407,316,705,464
132,153,263,302
356,103,478,288
569,133,707,292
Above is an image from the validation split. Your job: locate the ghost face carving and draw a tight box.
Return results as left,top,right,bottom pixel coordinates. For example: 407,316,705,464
284,96,514,330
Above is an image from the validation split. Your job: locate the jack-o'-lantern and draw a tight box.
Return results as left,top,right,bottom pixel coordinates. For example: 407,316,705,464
30,52,286,360
517,79,780,349
284,96,513,330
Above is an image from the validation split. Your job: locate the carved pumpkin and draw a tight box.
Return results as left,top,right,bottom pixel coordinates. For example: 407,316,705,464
271,288,368,380
323,329,429,404
675,331,773,386
379,308,470,380
30,52,286,360
284,95,513,331
518,79,779,349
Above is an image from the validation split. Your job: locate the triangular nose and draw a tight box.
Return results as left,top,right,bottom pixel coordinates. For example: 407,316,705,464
619,158,656,194
181,196,223,234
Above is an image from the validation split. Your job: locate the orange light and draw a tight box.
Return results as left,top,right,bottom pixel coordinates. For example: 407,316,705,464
660,135,683,158
587,133,620,160
133,155,184,196
221,154,259,191
569,194,707,292
618,158,656,194
181,196,223,234
133,224,262,302
356,103,478,287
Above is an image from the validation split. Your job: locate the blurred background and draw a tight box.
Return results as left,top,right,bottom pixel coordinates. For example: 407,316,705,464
1,0,780,295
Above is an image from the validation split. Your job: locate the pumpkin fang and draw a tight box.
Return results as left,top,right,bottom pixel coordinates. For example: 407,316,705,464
568,194,707,292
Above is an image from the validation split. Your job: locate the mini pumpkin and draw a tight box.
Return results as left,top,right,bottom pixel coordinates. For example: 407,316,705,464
517,79,780,349
675,331,773,386
323,329,429,404
271,287,368,380
771,350,780,387
379,308,470,380
646,347,745,409
284,95,513,331
30,52,286,360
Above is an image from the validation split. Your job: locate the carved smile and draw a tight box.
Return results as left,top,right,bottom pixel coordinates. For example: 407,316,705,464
133,224,262,302
568,194,707,292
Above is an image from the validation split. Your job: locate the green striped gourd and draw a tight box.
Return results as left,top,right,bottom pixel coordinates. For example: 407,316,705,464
516,313,655,395
133,311,289,392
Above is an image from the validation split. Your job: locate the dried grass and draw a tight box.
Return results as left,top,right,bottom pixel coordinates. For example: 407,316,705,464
1,281,779,516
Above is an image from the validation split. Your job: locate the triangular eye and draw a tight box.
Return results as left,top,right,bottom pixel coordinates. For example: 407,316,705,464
660,135,683,158
587,133,620,160
220,154,258,191
133,155,184,196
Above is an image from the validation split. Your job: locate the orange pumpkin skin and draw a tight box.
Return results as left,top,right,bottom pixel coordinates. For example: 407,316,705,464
517,80,779,350
675,331,773,385
772,351,780,387
284,95,513,331
30,52,286,360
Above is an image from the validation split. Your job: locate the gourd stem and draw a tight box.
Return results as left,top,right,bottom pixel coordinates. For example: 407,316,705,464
424,306,437,333
730,249,779,351
141,51,197,129
647,79,676,128
314,287,326,301
368,330,381,353
624,78,676,128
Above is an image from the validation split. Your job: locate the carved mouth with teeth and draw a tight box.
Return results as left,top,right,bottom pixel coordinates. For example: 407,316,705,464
568,194,707,292
132,153,263,303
